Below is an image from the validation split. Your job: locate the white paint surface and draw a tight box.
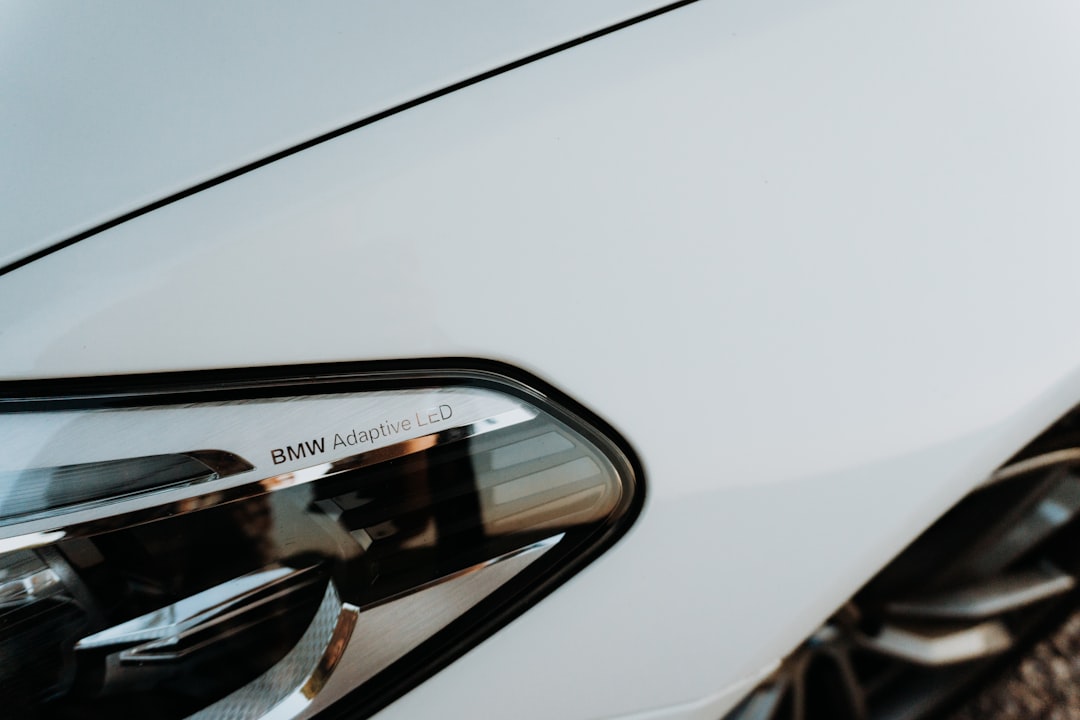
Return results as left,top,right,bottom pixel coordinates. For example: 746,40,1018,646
3,0,1080,717
0,0,668,267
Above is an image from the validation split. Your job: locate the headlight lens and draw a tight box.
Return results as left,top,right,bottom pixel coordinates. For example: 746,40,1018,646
0,364,640,719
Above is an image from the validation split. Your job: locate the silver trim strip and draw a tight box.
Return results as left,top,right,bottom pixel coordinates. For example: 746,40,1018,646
982,448,1080,487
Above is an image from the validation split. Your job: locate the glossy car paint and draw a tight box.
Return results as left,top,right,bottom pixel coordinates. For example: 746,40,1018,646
3,0,1080,718
0,0,675,267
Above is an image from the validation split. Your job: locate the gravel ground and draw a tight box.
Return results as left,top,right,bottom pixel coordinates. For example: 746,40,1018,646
952,613,1080,720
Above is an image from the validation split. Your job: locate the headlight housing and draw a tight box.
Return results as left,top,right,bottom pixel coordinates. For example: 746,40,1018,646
0,362,642,719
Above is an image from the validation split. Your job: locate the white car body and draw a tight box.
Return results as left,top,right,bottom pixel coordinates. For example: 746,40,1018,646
4,1,1080,718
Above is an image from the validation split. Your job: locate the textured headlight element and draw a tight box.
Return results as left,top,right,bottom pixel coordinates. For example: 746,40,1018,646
0,366,639,719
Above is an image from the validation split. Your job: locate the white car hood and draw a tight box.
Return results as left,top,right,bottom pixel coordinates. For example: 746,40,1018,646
0,0,670,270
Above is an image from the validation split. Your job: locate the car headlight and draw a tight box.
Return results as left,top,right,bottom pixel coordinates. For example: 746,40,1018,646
0,363,641,719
